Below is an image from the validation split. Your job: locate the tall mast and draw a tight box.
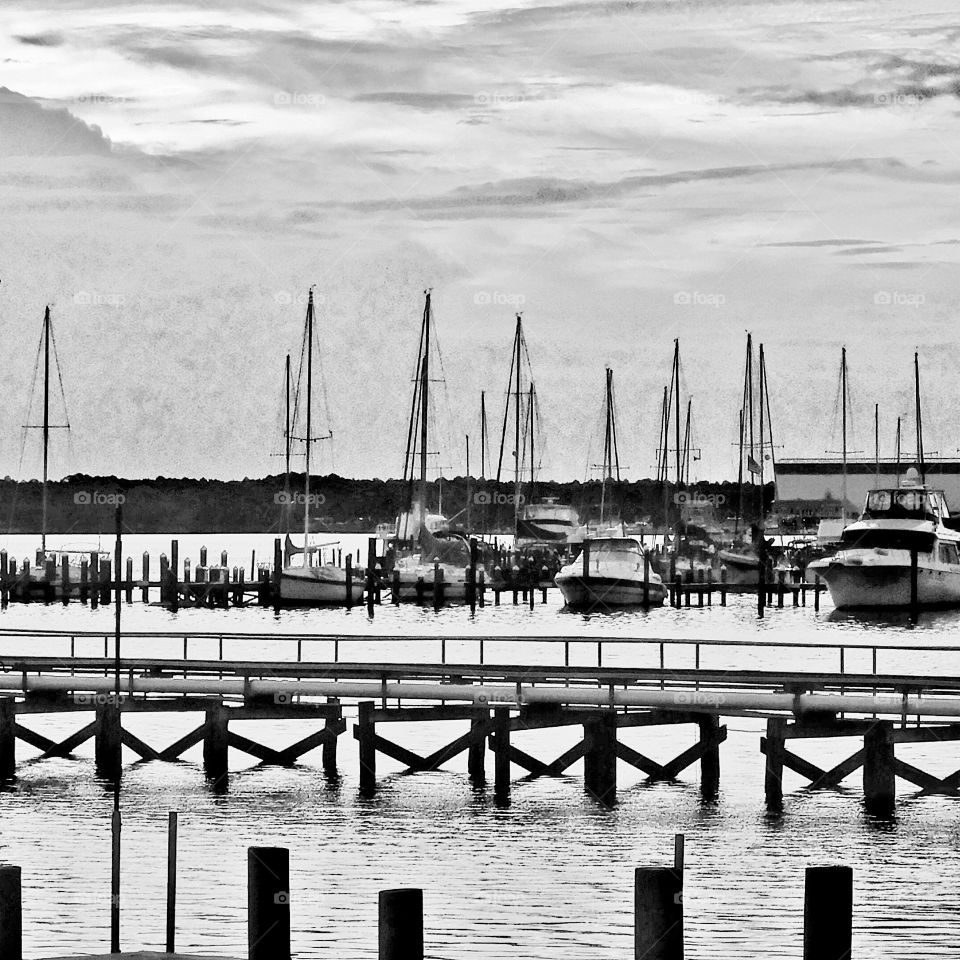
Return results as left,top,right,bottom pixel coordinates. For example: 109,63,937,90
915,351,925,483
528,383,536,492
302,290,314,552
673,340,681,488
660,384,670,539
514,314,522,504
465,433,471,533
746,333,755,473
841,346,847,520
284,354,292,480
480,391,487,480
896,416,902,484
682,399,692,486
601,368,612,524
41,305,50,552
736,407,744,537
761,347,777,513
758,343,766,522
874,404,880,487
420,291,431,501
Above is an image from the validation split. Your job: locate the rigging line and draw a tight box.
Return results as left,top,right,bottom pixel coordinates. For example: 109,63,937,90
49,315,71,429
495,332,517,483
18,325,45,474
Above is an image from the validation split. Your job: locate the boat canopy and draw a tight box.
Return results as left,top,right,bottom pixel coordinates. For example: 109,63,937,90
862,488,949,523
584,538,643,556
840,527,936,553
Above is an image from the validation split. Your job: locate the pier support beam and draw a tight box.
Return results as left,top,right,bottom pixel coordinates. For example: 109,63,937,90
203,704,229,789
583,711,617,806
762,717,786,809
322,697,340,777
94,700,122,781
248,846,290,960
634,866,682,960
698,714,721,799
0,698,15,780
468,711,489,784
863,720,895,816
0,864,22,960
493,708,511,806
358,700,376,798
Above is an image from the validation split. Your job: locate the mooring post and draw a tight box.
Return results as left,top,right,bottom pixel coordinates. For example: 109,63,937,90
814,574,821,612
477,567,485,607
124,557,133,603
199,546,207,567
79,557,89,603
248,846,290,960
366,537,377,612
203,704,229,787
100,558,112,605
141,552,150,603
863,720,895,815
166,811,178,953
379,888,424,960
674,574,682,609
272,538,282,598
698,714,721,799
468,538,478,612
95,698,122,781
345,554,353,609
582,541,590,579
323,697,341,777
720,565,727,606
583,711,617,806
909,548,919,622
0,864,22,960
358,700,376,797
803,865,852,960
634,866,682,960
90,552,99,610
763,716,786,808
433,560,442,610
0,549,7,606
757,563,765,618
392,568,401,605
468,710,488,784
221,549,228,568
493,707,511,805
170,540,179,611
0,698,16,780
59,554,70,604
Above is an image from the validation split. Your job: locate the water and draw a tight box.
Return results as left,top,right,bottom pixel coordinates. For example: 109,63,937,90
2,533,960,958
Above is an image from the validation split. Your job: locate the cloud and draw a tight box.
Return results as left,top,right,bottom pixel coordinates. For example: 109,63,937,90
0,87,113,157
14,33,63,47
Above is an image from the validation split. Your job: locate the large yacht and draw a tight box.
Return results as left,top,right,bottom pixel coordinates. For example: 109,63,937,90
808,467,960,609
555,538,666,609
516,497,581,544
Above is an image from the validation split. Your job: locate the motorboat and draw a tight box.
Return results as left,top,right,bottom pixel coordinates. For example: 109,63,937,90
555,538,666,609
808,467,960,609
516,497,581,544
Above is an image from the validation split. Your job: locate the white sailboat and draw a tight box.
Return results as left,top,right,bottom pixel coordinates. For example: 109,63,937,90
278,289,358,605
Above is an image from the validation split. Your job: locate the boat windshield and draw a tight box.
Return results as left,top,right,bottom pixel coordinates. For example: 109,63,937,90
862,489,941,521
840,528,936,553
587,539,641,559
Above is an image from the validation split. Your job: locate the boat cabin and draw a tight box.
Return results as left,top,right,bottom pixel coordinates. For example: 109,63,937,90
860,487,950,524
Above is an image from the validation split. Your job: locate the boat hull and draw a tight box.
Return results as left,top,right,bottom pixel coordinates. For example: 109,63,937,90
279,566,361,605
555,574,666,609
811,558,960,609
717,550,760,585
391,565,478,601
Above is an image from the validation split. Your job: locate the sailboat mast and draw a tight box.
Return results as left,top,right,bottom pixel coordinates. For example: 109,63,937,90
746,334,755,472
514,314,522,502
736,407,744,537
875,403,880,487
758,344,766,522
420,292,431,499
303,291,314,552
841,346,847,520
915,351,925,483
528,383,535,491
896,416,902,484
480,391,487,480
285,354,292,479
41,306,51,552
682,399,692,486
673,340,681,488
601,368,613,524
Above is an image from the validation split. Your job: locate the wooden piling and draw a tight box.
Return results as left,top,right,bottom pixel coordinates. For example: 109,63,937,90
200,546,208,567
79,558,89,603
90,553,99,610
170,541,179,611
392,569,401,605
468,710,488,784
141,552,150,603
720,565,727,606
698,714,721,799
358,700,376,797
323,697,340,776
0,550,7,606
583,711,617,805
0,698,16,780
100,558,112,605
814,574,821,612
468,538,478,612
0,864,22,960
95,699,122,781
863,720,895,815
221,549,228,567
433,560,443,610
803,865,852,960
203,704,229,786
125,557,133,603
763,716,786,808
909,548,919,622
366,537,377,612
166,811,178,953
345,555,353,609
61,554,70,604
248,846,291,960
493,707,510,805
379,888,423,960
634,867,682,960
273,538,282,597
43,557,55,601
478,568,485,607
415,575,425,605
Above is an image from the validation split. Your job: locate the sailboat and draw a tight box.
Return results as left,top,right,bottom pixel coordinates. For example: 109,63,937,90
277,289,358,605
391,290,480,600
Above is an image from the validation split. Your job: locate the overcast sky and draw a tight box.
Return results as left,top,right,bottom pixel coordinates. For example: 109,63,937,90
1,0,959,482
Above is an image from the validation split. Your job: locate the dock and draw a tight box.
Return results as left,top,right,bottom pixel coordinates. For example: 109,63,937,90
0,629,957,812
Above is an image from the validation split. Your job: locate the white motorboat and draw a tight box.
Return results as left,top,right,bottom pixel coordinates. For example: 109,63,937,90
516,497,581,544
391,530,482,600
555,538,666,609
808,468,960,609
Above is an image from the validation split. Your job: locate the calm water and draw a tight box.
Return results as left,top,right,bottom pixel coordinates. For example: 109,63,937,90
2,533,960,958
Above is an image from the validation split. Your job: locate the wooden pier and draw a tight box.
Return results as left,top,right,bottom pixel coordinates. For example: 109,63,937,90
0,630,958,812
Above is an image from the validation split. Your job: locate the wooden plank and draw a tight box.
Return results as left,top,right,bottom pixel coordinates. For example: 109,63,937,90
918,767,960,797
349,727,426,770
657,725,728,780
776,745,827,784
545,739,588,774
371,706,480,724
615,741,666,777
415,728,478,772
120,727,162,761
226,732,283,764
275,728,337,765
487,735,551,776
40,720,98,758
14,723,57,753
891,757,956,793
158,724,206,761
809,748,865,789
891,725,960,745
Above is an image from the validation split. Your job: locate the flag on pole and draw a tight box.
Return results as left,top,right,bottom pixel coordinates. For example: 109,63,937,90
747,455,761,475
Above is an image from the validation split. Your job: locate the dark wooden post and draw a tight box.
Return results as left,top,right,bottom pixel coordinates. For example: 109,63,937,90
141,552,150,603
366,537,376,612
0,698,16,780
863,720,895,815
248,847,290,960
0,864,22,960
803,865,852,960
634,867,682,960
0,550,7,606
203,704,229,787
125,557,133,603
379,888,423,960
95,698,122,781
60,555,70,604
392,568,401,605
698,714,721,799
814,573,820,612
720,564,727,606
345,554,353,609
468,710,488,784
433,560,442,610
583,711,617,806
909,548,919,622
272,538,282,599
468,538,478,612
100,558,112,605
170,540,179,611
80,557,89,603
358,700,376,797
493,707,511,805
90,552,99,609
166,811,178,953
477,567,485,607
763,716,786,808
322,697,340,777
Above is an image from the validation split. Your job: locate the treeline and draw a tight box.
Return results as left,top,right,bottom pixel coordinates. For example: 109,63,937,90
0,474,774,534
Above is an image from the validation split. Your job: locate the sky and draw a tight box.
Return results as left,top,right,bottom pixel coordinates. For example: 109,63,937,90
1,0,960,482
